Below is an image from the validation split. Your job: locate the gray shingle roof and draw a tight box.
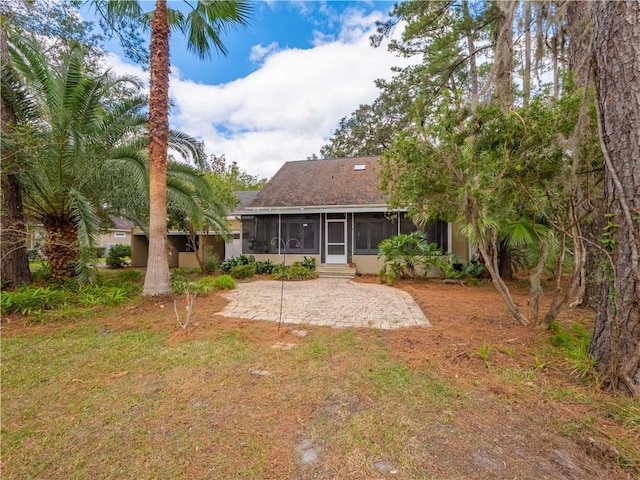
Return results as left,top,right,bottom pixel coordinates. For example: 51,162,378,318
247,156,385,208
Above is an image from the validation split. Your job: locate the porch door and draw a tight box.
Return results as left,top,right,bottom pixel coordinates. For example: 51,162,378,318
325,218,347,264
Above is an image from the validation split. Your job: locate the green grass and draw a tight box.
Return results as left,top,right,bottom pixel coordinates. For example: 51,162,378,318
2,310,638,479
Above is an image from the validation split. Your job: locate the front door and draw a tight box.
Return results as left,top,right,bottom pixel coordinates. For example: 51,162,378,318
325,219,347,264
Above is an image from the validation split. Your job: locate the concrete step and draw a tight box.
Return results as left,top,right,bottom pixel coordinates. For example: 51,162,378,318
316,264,356,278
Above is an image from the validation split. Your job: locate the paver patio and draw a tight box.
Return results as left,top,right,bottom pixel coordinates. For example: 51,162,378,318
217,278,430,329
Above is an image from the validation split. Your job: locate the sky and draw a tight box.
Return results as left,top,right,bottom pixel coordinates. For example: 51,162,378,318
85,1,413,180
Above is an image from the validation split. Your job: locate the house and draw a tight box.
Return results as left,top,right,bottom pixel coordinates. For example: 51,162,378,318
238,156,469,275
98,216,134,254
129,191,259,269
26,215,134,260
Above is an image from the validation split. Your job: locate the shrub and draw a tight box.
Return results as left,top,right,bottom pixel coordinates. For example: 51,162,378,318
105,245,131,268
91,246,106,258
0,286,66,315
202,254,220,274
170,271,188,293
273,264,317,280
378,232,449,284
300,256,316,271
221,254,255,273
230,264,256,279
213,274,235,290
255,259,276,275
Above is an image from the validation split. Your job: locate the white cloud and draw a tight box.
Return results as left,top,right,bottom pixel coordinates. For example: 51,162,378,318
103,8,413,180
249,41,279,63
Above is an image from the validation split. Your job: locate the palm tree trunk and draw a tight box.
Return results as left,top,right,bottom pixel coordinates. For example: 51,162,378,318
1,22,31,287
143,0,172,296
44,218,78,280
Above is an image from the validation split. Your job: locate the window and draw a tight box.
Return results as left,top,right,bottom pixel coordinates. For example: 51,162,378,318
242,215,319,254
354,213,397,255
354,212,448,255
400,213,448,252
114,231,126,238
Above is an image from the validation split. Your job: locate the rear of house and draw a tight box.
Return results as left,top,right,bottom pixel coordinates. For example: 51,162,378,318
239,156,469,275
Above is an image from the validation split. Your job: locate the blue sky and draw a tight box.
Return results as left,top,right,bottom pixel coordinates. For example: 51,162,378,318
87,1,411,178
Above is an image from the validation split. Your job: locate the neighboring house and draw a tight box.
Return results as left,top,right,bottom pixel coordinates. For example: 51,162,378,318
239,156,469,275
130,191,258,268
27,215,133,260
98,216,134,253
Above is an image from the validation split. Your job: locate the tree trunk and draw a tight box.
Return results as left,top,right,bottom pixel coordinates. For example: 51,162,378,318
590,0,640,398
43,218,78,280
471,202,530,326
461,0,478,107
494,0,516,112
0,22,31,287
523,0,532,107
143,0,172,296
565,0,606,309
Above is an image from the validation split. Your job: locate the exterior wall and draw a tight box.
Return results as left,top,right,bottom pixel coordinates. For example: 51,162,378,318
131,231,228,268
451,223,470,262
244,223,468,277
178,252,199,269
351,255,382,275
199,234,225,262
130,232,148,267
98,230,131,252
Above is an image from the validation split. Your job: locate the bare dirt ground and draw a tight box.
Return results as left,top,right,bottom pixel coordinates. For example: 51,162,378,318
2,275,638,479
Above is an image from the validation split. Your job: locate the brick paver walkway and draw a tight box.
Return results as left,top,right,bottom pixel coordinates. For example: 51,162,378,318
217,278,430,329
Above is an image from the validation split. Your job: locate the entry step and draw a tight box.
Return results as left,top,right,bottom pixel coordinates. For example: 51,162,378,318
316,264,356,278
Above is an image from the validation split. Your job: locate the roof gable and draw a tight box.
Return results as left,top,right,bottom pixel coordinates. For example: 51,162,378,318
247,156,385,208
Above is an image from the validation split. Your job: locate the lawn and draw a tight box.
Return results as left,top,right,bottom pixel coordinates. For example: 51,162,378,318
1,275,639,479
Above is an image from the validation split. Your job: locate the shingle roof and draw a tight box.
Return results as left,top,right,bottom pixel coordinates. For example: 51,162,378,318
229,190,260,215
247,156,385,208
110,215,134,230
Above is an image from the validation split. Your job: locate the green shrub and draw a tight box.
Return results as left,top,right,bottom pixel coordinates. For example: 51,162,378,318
202,254,220,274
105,245,131,268
273,264,317,280
170,271,188,293
213,275,235,290
91,246,106,258
117,270,143,282
255,259,276,275
230,264,256,279
378,232,450,284
221,254,255,273
300,256,316,271
0,286,66,315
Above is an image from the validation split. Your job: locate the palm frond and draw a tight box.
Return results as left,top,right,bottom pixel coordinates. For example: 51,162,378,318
68,187,100,284
178,0,252,59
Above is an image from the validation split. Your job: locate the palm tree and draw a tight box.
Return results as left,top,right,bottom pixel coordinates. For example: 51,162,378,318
1,14,32,287
8,36,215,282
93,0,251,295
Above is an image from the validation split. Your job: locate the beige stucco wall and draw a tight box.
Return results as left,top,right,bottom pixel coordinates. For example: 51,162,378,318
130,231,148,268
451,223,470,262
98,231,131,251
